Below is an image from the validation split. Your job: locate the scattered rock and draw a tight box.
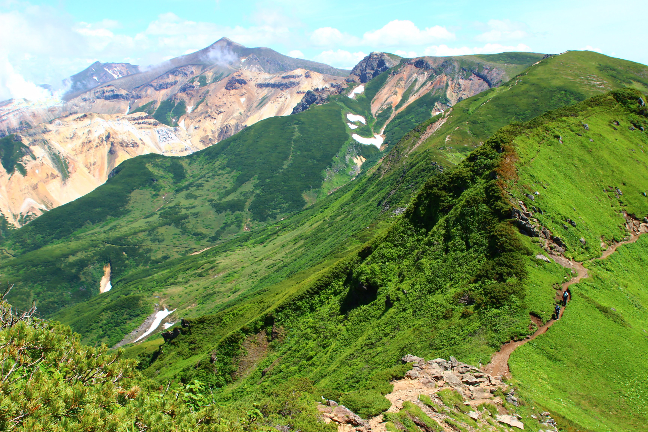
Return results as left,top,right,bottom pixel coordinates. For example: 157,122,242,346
580,237,586,246
497,414,525,429
461,373,481,385
318,404,367,427
443,370,463,387
535,254,552,263
506,393,520,406
468,411,480,420
430,358,452,370
402,354,425,364
405,370,419,379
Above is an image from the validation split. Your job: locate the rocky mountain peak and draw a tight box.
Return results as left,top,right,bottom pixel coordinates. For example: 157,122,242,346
210,37,245,49
349,52,400,83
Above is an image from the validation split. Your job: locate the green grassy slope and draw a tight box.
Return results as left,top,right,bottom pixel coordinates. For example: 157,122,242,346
4,53,647,349
139,90,648,426
1,103,355,317
505,91,648,432
402,51,648,169
512,236,648,432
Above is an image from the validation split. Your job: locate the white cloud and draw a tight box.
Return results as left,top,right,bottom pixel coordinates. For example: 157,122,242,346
288,50,305,58
310,27,361,47
310,20,453,49
0,55,54,101
363,20,454,47
395,50,418,58
475,19,529,43
582,45,603,53
313,50,367,69
424,43,532,57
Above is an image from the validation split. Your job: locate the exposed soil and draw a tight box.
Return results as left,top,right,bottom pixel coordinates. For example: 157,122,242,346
483,216,648,379
99,263,111,293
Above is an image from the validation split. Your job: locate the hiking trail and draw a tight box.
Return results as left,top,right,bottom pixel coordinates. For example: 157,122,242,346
483,215,648,379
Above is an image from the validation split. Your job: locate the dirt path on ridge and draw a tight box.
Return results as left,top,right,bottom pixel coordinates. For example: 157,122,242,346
483,217,648,379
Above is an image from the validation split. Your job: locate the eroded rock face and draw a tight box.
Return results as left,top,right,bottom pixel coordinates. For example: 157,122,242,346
0,67,346,226
0,112,197,226
350,52,399,83
291,84,344,114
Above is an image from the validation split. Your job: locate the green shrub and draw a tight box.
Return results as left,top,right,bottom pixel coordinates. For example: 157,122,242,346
437,388,471,413
339,389,390,419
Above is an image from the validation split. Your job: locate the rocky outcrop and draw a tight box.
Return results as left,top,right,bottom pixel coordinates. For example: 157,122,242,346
84,86,131,101
350,52,400,83
225,76,248,90
255,81,299,90
291,84,344,114
319,356,558,431
217,123,246,141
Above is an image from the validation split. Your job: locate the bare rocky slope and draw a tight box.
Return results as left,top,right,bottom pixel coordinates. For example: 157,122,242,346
0,38,350,226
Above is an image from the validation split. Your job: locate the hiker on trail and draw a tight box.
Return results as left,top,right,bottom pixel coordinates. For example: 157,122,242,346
562,290,569,306
554,303,561,320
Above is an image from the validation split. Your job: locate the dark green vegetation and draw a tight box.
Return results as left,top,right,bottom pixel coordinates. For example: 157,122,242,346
153,99,187,126
0,294,335,431
1,101,373,335
2,51,648,430
0,134,32,176
130,100,157,115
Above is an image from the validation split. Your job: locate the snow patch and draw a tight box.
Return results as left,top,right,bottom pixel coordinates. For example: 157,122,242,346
348,85,365,99
179,119,186,130
352,133,384,148
104,280,112,292
134,309,176,342
163,322,175,330
240,97,246,103
19,198,47,214
105,68,119,80
346,113,366,124
187,105,194,114
347,123,358,130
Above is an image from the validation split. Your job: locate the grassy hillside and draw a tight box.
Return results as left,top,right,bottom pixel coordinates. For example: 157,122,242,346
2,54,648,429
3,52,648,351
399,51,648,170
512,236,648,432
136,89,648,427
1,102,363,318
505,90,648,432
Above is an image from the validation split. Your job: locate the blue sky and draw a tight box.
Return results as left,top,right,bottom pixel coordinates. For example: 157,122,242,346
1,0,647,100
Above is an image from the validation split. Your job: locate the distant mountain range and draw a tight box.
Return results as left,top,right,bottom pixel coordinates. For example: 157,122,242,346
0,39,542,227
